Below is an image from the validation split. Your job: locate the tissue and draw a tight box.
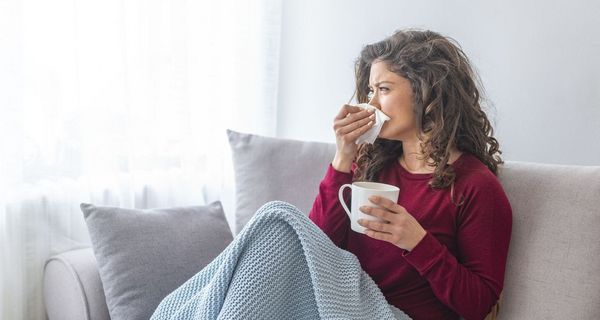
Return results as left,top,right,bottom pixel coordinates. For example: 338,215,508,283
355,103,390,144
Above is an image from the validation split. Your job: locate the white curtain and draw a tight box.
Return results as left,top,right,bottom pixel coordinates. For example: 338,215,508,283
0,0,282,318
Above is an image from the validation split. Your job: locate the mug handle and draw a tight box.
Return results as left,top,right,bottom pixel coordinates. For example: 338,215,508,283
338,184,352,219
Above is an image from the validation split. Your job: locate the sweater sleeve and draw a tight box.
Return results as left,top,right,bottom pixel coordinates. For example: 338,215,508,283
308,163,353,248
403,178,513,320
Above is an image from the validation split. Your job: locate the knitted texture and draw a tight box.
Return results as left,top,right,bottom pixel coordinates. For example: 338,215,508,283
150,201,411,320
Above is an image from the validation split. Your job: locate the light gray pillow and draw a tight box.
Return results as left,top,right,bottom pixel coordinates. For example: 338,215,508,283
81,201,232,320
227,129,336,234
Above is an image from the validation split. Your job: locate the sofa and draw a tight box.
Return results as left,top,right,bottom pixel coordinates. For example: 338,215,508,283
43,130,600,320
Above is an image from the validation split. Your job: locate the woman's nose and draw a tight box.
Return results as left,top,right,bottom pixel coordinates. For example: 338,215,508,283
368,93,381,109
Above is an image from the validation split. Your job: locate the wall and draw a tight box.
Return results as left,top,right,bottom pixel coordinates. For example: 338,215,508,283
276,0,600,165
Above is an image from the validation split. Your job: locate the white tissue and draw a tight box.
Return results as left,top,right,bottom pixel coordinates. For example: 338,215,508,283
355,103,390,144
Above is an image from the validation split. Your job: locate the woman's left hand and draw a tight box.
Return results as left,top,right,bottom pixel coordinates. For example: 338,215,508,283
358,195,427,251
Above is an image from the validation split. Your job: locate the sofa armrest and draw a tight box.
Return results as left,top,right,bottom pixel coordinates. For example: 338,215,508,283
43,247,110,320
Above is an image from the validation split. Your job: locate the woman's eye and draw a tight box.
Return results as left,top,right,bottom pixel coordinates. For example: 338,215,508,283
379,87,389,92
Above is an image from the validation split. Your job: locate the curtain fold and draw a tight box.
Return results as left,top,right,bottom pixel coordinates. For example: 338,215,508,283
0,0,282,318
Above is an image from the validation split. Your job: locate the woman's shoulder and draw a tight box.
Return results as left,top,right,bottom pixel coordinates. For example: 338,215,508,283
454,153,512,216
454,153,505,192
455,153,497,178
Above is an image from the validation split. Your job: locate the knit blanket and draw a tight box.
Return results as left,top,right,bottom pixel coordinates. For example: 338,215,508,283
150,201,411,320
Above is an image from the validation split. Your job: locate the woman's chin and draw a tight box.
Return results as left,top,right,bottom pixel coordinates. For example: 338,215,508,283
377,131,403,142
378,125,416,142
377,130,389,140
377,127,395,140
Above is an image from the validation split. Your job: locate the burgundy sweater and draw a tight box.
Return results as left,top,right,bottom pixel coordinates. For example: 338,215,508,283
308,153,512,320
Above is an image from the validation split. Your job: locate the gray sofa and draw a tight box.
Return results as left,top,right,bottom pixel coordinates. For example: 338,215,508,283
43,132,600,319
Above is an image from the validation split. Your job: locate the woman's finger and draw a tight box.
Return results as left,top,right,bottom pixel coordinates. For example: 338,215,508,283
364,229,395,243
334,104,364,121
333,110,375,129
343,119,374,141
357,219,394,233
335,114,374,136
368,196,405,214
360,206,396,222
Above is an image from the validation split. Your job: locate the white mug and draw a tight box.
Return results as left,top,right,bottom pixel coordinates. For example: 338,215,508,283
338,181,400,234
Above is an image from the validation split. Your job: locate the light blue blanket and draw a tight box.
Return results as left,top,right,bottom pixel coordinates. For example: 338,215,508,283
151,201,411,320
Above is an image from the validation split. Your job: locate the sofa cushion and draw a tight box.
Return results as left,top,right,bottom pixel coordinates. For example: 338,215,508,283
497,161,600,319
81,201,232,320
227,129,336,234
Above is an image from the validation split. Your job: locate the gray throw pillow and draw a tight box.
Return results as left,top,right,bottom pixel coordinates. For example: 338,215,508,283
227,129,336,234
81,201,232,320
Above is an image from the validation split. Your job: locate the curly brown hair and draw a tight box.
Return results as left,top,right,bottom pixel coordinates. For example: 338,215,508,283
352,29,502,189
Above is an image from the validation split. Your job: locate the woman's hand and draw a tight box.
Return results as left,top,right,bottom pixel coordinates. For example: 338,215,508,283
358,195,427,251
331,104,375,172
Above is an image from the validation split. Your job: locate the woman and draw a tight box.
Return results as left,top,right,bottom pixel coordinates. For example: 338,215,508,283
309,29,512,320
152,29,511,320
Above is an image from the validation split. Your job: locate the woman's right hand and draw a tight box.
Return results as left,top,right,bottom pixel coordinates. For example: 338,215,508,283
331,104,375,172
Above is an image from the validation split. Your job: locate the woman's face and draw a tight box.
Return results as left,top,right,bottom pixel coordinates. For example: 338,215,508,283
368,60,417,141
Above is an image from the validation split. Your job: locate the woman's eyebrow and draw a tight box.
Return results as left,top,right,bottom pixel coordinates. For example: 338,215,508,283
369,81,395,87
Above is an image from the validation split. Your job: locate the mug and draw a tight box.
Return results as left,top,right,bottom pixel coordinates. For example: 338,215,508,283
338,181,400,234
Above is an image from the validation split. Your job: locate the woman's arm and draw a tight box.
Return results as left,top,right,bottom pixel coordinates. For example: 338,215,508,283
312,103,374,247
358,176,512,319
403,180,512,320
308,163,354,248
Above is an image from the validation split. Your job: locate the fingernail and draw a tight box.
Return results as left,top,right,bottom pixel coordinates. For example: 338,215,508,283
369,195,379,202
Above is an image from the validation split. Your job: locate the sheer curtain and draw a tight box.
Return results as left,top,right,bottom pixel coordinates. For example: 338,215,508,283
0,0,282,318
